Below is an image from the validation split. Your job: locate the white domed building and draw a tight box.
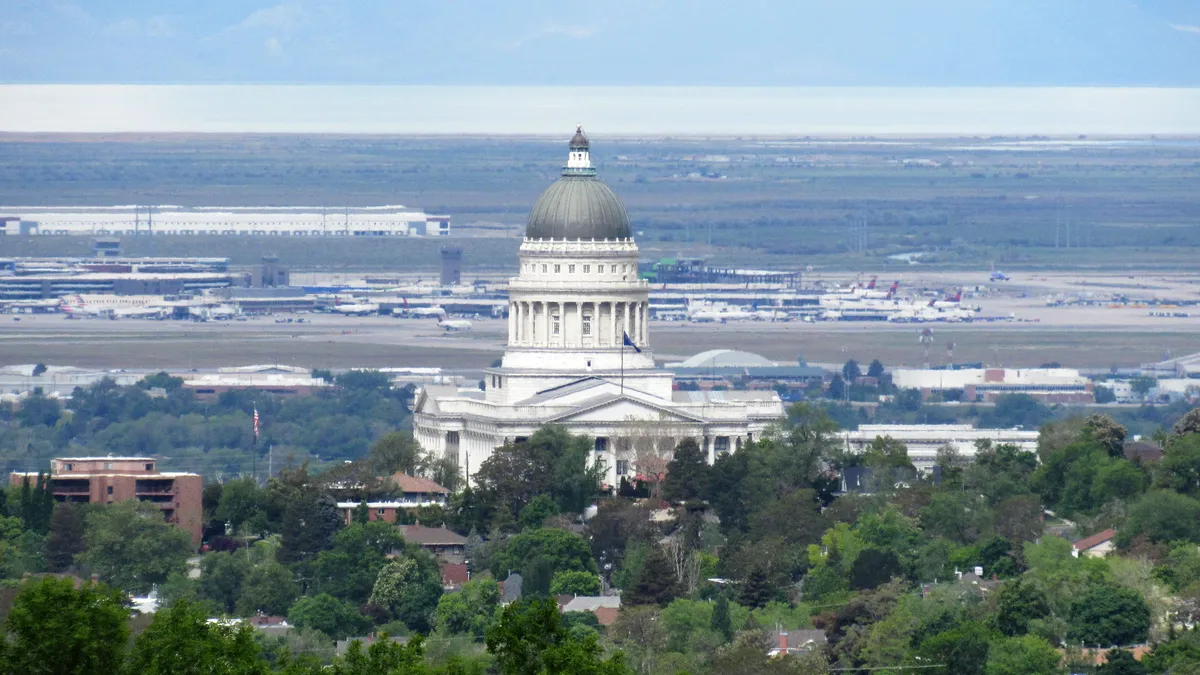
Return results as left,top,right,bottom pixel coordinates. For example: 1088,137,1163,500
412,128,784,486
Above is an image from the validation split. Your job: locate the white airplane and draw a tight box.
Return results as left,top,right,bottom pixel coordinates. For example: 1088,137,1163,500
332,302,380,316
437,318,472,332
397,306,447,318
930,290,965,310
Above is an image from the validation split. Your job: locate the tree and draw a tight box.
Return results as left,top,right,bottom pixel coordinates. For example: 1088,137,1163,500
1175,408,1200,438
711,594,734,642
368,431,424,476
1097,649,1148,675
1161,433,1200,495
44,502,86,572
1084,414,1128,458
278,490,342,565
434,577,501,637
551,570,601,596
842,360,862,381
828,375,846,401
215,477,267,534
985,634,1061,675
519,495,559,530
1069,585,1150,647
309,520,406,604
492,528,598,580
474,426,602,519
288,594,371,640
1117,490,1200,548
236,562,299,617
918,622,991,675
739,566,778,610
624,545,683,607
199,551,252,614
662,438,711,504
523,555,555,598
2,577,129,675
995,577,1051,636
485,598,636,675
849,548,903,591
126,598,268,675
17,388,60,427
81,500,193,594
368,554,444,633
867,359,886,379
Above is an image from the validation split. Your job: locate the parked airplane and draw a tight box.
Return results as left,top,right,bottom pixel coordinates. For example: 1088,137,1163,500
397,306,447,318
437,318,473,332
990,270,1011,282
332,302,380,316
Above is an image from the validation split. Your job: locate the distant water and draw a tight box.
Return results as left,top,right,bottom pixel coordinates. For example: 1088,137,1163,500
2,85,1199,135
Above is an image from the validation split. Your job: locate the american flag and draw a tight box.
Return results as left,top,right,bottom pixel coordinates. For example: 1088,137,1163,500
253,408,260,443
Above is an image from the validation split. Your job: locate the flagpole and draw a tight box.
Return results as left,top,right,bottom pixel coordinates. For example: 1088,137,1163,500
620,336,624,396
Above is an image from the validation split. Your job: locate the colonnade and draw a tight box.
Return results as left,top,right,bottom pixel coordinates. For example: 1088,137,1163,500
508,299,649,349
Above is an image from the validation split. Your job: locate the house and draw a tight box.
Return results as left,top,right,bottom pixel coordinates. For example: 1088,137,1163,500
1073,529,1117,558
388,473,450,505
440,562,469,591
560,596,622,627
768,630,827,658
335,474,450,524
397,524,468,563
1124,441,1164,464
500,572,522,604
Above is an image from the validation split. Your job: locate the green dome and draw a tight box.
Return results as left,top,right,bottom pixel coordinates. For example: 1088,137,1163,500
526,176,632,241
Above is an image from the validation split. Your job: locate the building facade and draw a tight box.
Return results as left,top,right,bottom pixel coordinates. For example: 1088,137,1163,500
10,457,203,545
840,424,1040,470
412,128,784,486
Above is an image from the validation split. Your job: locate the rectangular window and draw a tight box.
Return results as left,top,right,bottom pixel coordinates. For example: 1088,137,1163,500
616,459,629,476
715,437,731,454
582,315,592,335
554,264,561,273
106,486,113,495
569,264,576,274
541,264,547,273
378,509,386,516
104,463,113,470
583,265,590,273
595,437,608,453
552,315,561,335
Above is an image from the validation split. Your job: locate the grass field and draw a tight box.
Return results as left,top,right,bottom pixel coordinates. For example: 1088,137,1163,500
3,133,1199,272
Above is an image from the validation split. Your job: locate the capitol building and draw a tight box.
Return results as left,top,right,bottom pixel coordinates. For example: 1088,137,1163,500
412,128,784,486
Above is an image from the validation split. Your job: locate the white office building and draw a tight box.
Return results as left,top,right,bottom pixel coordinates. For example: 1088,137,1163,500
841,424,1040,470
412,127,784,486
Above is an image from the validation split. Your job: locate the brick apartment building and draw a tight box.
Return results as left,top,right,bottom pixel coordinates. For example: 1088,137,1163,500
10,457,203,546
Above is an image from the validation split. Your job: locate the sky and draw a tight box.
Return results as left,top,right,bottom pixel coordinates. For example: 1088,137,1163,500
3,0,1200,86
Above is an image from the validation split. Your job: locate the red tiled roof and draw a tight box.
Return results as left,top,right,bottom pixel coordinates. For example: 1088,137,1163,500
1073,528,1117,551
391,472,449,494
594,607,619,626
440,562,469,587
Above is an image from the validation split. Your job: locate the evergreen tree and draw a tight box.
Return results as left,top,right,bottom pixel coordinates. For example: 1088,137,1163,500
624,545,682,607
44,502,86,572
522,555,555,598
739,566,774,609
352,500,369,526
711,594,733,642
662,438,711,504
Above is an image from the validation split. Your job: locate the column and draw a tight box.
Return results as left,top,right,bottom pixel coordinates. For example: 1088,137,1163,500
623,301,631,340
508,302,515,344
608,301,616,347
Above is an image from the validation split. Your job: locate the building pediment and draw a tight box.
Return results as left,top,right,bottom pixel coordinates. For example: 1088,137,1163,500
545,393,705,425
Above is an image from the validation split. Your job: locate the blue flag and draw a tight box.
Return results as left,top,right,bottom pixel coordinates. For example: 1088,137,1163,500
622,332,641,353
